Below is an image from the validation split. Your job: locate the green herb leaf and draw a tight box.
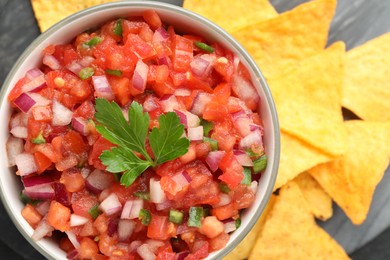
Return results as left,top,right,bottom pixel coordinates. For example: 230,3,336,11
113,19,123,37
83,36,102,47
149,112,190,165
79,67,95,80
139,209,151,225
105,69,123,77
194,42,215,53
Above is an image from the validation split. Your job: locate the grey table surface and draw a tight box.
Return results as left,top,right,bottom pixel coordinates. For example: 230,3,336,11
0,0,390,259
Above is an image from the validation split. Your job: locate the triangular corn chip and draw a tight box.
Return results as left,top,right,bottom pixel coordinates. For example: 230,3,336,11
183,0,278,34
294,172,333,221
232,0,336,79
343,33,390,121
309,120,390,224
268,42,347,157
249,182,349,260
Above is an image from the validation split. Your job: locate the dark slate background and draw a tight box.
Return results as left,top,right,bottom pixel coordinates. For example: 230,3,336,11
0,0,389,259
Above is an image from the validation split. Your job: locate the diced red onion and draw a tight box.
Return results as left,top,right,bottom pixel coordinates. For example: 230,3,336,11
53,182,71,206
79,56,95,67
13,93,36,113
22,172,58,187
55,155,78,171
249,123,263,133
65,231,80,249
232,111,253,137
52,100,73,126
80,168,91,179
108,218,119,236
157,56,172,66
174,109,188,128
176,251,190,260
32,219,54,241
15,153,37,176
98,188,111,202
143,96,160,112
171,171,192,190
223,220,237,233
121,199,144,220
137,244,155,260
26,68,44,80
174,109,200,129
233,56,240,71
129,240,143,252
23,184,54,200
159,95,182,112
43,54,61,70
205,151,225,172
99,193,122,216
190,54,215,78
233,150,254,167
86,169,115,194
249,181,258,194
92,75,115,100
214,193,232,208
22,74,46,93
35,201,50,216
155,200,172,211
187,126,203,141
70,214,89,227
10,112,28,128
6,136,24,166
150,178,166,203
30,93,51,107
153,27,169,42
67,249,79,260
174,88,191,97
190,92,212,116
71,117,88,136
146,239,165,253
10,126,28,139
66,61,83,75
133,59,149,92
118,219,136,241
239,130,263,150
232,74,260,110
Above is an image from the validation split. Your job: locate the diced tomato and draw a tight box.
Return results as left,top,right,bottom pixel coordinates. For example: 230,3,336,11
198,216,224,239
27,117,49,140
80,221,99,237
185,72,213,93
63,48,79,66
60,169,85,192
209,232,230,251
88,135,115,170
179,142,196,164
32,105,53,122
34,151,52,174
172,35,193,72
218,151,244,188
47,200,71,232
79,237,99,259
63,130,88,154
186,240,209,260
8,77,27,102
21,204,42,228
143,10,162,30
51,135,64,159
122,20,148,42
211,204,238,221
93,214,108,234
211,119,237,152
73,100,95,119
34,143,61,163
72,193,99,219
156,158,183,177
147,215,175,240
232,184,256,210
59,237,75,253
107,76,131,106
195,142,211,159
125,34,156,60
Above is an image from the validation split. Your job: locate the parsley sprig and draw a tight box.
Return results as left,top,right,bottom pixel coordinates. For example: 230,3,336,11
95,99,189,187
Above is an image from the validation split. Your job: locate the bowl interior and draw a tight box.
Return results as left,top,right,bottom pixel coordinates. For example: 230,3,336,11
0,1,279,259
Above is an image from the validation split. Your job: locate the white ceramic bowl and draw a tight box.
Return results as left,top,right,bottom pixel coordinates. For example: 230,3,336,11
0,1,280,259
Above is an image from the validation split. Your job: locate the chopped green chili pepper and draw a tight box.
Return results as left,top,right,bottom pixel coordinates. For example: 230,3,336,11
79,67,95,80
200,119,214,137
194,41,215,53
105,69,123,77
83,36,102,47
139,209,152,226
241,167,252,185
235,218,242,229
218,182,231,194
134,191,150,201
31,132,45,144
253,155,267,174
88,205,102,220
113,19,123,37
203,137,218,151
169,209,184,224
188,207,203,227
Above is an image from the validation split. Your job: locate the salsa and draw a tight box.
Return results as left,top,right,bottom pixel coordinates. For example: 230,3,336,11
6,10,266,260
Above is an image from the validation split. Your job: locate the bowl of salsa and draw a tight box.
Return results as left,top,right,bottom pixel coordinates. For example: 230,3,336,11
0,1,280,259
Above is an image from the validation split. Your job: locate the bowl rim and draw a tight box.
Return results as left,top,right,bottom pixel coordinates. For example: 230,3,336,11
0,1,280,259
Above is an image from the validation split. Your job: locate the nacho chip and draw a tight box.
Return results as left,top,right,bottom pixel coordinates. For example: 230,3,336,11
274,131,332,190
31,0,118,32
309,120,390,225
224,195,276,260
232,0,336,79
294,172,333,221
183,0,278,33
249,182,349,260
343,33,390,122
268,42,347,157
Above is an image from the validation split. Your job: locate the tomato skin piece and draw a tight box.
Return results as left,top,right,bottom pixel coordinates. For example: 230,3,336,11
143,10,162,30
34,151,52,174
147,215,175,240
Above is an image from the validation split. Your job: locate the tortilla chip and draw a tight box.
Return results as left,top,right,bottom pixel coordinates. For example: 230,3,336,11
343,33,390,122
232,0,336,79
31,0,119,32
224,195,276,260
249,182,349,260
309,120,390,225
294,172,333,221
183,0,278,33
268,42,347,157
274,131,332,190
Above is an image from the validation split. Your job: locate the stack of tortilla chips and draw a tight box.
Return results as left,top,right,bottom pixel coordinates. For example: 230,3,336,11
31,0,390,258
